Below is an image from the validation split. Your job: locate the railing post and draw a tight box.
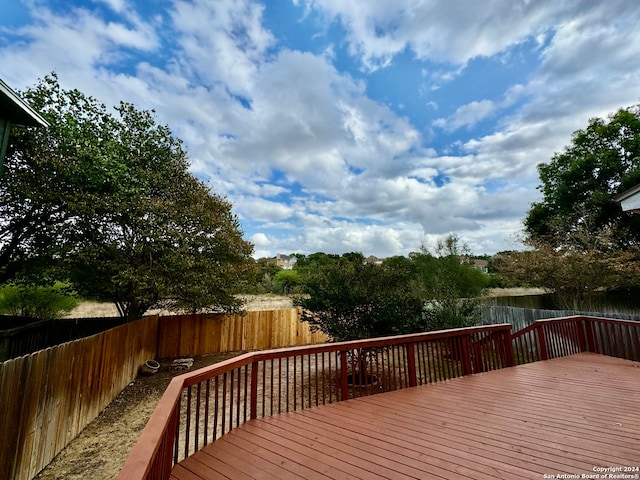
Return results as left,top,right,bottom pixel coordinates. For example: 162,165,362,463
472,337,484,373
406,343,417,387
340,350,349,401
537,325,548,360
583,318,596,353
502,329,515,367
459,335,473,376
250,361,259,420
162,404,180,478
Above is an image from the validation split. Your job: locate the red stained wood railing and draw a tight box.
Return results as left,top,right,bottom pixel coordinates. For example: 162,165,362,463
118,323,512,479
510,315,640,365
118,316,640,480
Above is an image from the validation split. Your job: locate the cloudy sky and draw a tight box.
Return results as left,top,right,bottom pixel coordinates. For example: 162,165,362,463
2,1,640,259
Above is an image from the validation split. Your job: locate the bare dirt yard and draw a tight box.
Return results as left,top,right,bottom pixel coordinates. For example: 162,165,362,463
36,295,293,480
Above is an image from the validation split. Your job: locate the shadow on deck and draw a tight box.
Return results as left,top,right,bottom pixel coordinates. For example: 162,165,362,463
171,353,640,480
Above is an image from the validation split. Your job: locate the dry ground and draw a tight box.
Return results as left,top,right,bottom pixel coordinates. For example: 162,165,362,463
65,294,295,318
34,353,244,480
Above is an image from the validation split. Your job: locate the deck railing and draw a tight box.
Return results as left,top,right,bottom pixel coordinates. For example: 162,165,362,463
511,315,640,364
117,323,513,480
118,315,640,480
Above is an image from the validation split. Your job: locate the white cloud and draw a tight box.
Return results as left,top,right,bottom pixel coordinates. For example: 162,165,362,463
170,0,275,96
303,0,573,69
96,0,127,14
249,232,271,247
235,197,295,222
434,100,496,132
3,0,640,259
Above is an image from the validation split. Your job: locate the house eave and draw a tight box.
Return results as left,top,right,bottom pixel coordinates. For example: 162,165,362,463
613,183,640,214
0,78,48,128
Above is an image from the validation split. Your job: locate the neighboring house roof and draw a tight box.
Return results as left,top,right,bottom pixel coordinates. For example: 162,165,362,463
0,78,48,127
472,259,488,269
613,184,640,214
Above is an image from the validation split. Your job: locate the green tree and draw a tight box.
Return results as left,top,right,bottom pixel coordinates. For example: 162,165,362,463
295,252,424,341
274,269,301,294
525,104,640,250
246,259,281,293
492,246,615,310
292,252,340,272
0,283,79,320
515,104,640,306
1,73,118,284
410,235,489,331
2,74,253,320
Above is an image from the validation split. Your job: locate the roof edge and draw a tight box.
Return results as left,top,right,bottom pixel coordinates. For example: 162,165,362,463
613,183,640,203
0,78,49,128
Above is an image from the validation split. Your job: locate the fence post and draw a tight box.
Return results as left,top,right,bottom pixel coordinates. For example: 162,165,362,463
537,325,548,360
459,335,473,376
250,361,259,420
406,343,417,387
340,350,349,401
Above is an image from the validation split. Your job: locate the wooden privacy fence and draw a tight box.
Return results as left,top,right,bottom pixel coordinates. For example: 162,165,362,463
0,316,128,362
0,316,158,480
157,309,327,358
481,305,640,333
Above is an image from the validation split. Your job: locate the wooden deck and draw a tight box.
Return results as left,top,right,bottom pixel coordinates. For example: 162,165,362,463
170,353,640,480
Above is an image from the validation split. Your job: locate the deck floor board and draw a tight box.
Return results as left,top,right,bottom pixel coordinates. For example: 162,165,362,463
172,353,640,480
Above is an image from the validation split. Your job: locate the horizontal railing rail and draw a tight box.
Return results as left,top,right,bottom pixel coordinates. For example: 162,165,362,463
118,323,513,480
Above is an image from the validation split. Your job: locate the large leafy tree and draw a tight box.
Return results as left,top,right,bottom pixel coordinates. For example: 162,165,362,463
410,236,489,330
525,104,640,250
492,248,616,310
2,74,253,319
504,105,640,308
0,73,118,283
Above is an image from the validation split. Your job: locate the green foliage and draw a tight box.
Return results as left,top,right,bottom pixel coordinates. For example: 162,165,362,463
409,236,488,331
274,269,301,294
1,73,119,284
514,104,640,307
2,73,254,320
295,252,426,341
293,252,340,272
244,259,282,294
295,239,488,341
0,283,79,320
493,246,616,311
411,237,490,297
525,104,640,250
421,298,481,332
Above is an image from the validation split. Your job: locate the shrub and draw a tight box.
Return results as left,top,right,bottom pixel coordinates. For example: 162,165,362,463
0,283,79,320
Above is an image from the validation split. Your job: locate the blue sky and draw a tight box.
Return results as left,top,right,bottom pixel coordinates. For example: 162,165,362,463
2,0,640,258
